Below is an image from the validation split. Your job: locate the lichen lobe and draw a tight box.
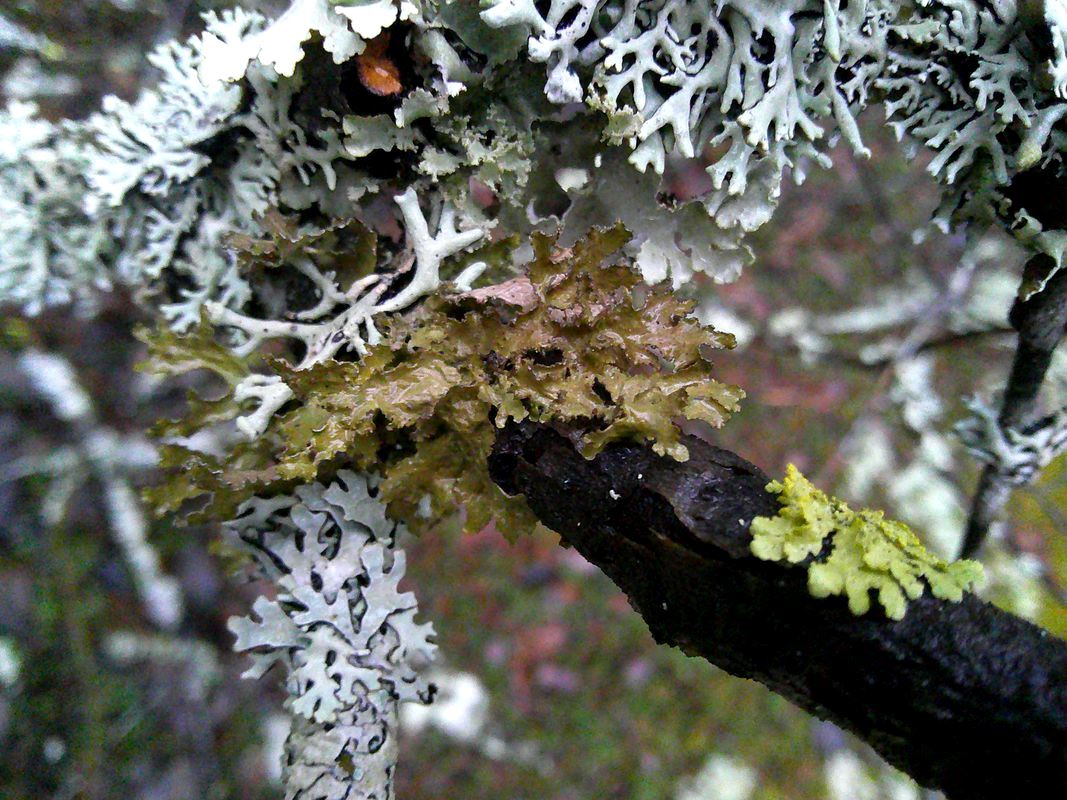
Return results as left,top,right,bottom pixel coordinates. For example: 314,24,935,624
750,466,983,620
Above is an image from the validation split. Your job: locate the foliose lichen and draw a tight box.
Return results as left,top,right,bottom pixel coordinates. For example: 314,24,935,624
7,2,1067,797
482,0,889,282
227,470,436,800
879,1,1067,298
0,102,111,314
6,1,1067,325
956,395,1067,487
750,466,984,620
142,224,742,538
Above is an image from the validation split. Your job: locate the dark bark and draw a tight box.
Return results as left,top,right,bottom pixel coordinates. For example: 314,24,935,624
488,420,1067,800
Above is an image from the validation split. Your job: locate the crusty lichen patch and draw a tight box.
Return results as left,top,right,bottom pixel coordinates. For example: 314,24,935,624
750,466,983,620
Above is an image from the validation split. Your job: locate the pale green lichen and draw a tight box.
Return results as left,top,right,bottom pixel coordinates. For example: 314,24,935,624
751,466,983,620
9,1,1067,323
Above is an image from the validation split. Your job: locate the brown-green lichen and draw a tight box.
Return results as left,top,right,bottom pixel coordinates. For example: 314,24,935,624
750,466,984,620
143,225,743,538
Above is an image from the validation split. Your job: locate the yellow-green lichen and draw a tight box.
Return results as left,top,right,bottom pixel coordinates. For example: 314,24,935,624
750,466,984,620
749,467,836,564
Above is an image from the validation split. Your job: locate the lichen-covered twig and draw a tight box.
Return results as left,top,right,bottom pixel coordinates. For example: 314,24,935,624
804,255,978,491
16,349,183,630
960,261,1067,557
488,419,1067,800
227,471,436,800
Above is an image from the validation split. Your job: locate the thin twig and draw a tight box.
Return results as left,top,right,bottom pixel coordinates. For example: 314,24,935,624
960,259,1067,557
820,326,1014,370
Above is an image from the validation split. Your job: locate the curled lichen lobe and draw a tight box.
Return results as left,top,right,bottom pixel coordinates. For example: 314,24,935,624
750,466,984,620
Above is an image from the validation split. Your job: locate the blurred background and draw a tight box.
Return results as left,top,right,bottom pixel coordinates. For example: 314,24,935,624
1,3,1065,799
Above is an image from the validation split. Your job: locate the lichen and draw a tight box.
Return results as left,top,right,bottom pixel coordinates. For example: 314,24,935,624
879,1,1067,297
0,102,111,313
227,470,436,800
751,466,983,620
10,4,1067,799
956,395,1067,487
8,0,1067,325
144,225,742,537
198,0,422,81
749,467,837,564
482,0,891,285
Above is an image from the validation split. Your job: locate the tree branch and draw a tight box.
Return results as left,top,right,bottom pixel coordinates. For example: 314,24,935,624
961,259,1067,557
488,420,1067,800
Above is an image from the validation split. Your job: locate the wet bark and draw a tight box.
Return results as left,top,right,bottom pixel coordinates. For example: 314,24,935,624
489,420,1067,800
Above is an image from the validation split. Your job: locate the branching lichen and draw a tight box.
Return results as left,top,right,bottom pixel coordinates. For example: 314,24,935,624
7,0,1067,321
751,466,983,619
483,0,891,284
0,103,111,314
206,189,487,366
483,0,1067,294
879,2,1067,296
